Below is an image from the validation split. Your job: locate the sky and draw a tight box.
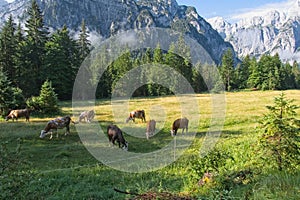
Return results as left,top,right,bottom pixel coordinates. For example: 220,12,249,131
176,0,299,21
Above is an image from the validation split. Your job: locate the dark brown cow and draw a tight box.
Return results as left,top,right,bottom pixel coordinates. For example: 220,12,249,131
40,116,76,139
5,108,31,122
126,110,146,123
146,119,156,139
107,124,128,151
170,117,189,136
78,110,95,123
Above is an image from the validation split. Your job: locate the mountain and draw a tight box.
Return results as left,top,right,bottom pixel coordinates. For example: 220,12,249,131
0,0,7,6
0,0,235,65
208,8,300,63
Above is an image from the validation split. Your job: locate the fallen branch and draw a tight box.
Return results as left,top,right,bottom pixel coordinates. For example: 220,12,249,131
114,188,194,200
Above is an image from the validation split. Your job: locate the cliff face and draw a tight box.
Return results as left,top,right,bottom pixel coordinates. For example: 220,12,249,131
208,8,300,62
0,0,235,64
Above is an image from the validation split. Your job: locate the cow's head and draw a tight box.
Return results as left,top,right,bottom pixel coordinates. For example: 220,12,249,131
170,130,175,136
122,142,128,151
125,117,131,123
5,116,10,121
40,130,47,138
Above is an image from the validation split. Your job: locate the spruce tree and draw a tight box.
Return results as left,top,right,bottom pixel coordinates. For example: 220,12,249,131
24,0,48,96
78,19,91,62
0,15,16,82
0,69,24,116
247,57,260,89
283,62,295,89
13,23,26,88
38,80,59,114
44,25,79,100
259,93,300,171
220,49,234,91
153,43,163,64
235,55,250,89
292,61,300,89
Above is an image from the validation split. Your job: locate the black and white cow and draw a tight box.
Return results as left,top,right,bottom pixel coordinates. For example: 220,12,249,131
126,110,146,123
40,116,76,139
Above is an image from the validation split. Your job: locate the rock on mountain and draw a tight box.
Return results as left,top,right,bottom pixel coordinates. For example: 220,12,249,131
0,0,235,65
208,8,300,63
0,0,8,6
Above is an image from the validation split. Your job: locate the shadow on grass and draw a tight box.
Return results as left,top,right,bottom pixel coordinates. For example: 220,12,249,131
196,130,243,138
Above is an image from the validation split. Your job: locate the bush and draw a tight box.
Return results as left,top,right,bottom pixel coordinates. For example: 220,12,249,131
189,147,233,182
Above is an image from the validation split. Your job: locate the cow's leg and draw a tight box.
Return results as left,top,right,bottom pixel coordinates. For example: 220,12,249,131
108,135,113,146
111,138,116,146
112,135,118,145
56,130,59,138
49,132,53,139
65,125,70,136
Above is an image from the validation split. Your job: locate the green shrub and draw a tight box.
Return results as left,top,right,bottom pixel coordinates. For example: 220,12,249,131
189,147,233,182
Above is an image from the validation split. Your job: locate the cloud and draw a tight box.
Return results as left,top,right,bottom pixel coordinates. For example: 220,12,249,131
228,0,299,22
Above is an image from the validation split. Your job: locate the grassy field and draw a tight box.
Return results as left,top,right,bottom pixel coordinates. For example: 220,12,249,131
1,90,299,199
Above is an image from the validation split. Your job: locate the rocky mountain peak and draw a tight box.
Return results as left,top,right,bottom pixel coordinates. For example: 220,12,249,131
0,0,236,65
0,0,7,6
209,8,300,63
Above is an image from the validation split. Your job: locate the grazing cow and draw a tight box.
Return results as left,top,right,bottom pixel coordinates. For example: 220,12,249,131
126,110,146,123
107,124,128,151
78,110,95,123
5,108,31,122
146,119,156,139
40,116,76,139
170,117,189,136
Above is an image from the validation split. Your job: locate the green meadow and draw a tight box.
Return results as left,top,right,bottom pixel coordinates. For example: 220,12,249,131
1,90,299,199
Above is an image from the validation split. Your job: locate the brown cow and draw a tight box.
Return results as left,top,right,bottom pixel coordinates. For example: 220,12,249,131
170,117,189,136
107,124,128,151
5,108,31,122
78,110,95,123
126,110,146,123
40,116,76,139
146,119,156,139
